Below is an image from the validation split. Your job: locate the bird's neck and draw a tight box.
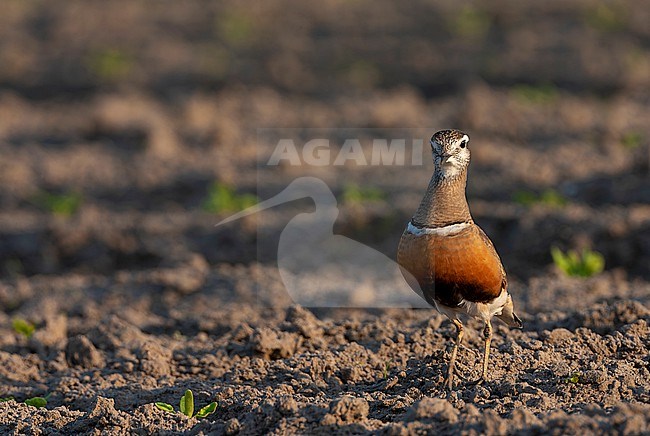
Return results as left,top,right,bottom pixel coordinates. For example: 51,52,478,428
412,168,472,228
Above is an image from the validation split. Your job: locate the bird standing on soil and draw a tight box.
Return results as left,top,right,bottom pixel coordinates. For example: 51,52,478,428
397,129,522,389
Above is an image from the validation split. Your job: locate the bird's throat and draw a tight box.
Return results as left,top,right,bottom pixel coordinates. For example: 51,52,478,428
411,168,472,228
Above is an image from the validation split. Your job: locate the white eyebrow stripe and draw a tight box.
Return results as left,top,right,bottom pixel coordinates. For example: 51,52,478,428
406,221,470,236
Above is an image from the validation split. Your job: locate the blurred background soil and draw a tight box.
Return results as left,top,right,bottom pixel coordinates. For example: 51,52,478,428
0,1,649,434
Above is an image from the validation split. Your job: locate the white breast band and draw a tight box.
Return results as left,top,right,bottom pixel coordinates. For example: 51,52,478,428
406,221,470,237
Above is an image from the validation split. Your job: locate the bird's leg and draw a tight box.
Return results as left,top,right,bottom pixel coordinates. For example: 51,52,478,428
481,320,492,382
446,319,464,390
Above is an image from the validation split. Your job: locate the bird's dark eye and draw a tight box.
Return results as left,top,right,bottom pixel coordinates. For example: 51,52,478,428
460,139,467,149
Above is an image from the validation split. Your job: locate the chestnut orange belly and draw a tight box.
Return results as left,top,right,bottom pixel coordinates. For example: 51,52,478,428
397,224,504,308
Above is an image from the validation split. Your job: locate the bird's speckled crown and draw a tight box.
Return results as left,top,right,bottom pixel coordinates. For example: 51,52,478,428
431,129,468,145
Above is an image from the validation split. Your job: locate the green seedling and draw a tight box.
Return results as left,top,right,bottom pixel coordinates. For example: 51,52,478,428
202,182,258,214
216,9,254,45
383,359,394,379
195,402,218,418
551,247,605,278
25,393,50,408
155,390,217,418
513,190,537,206
511,83,558,105
584,3,627,33
452,6,491,39
155,402,174,412
12,318,35,338
343,60,381,88
341,184,386,205
0,397,15,402
32,191,82,216
513,189,567,208
179,389,194,417
86,48,133,81
566,372,581,384
620,131,643,149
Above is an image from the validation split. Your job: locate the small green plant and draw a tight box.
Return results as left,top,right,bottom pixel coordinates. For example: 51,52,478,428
86,48,133,81
25,394,50,408
155,402,174,412
32,191,82,216
341,184,386,205
202,182,258,214
452,6,491,39
179,389,195,417
343,60,381,89
1,394,51,407
511,83,559,105
566,372,581,384
513,189,567,208
155,390,217,418
12,318,35,338
551,247,605,278
216,9,253,45
584,3,627,33
382,359,394,379
620,131,643,149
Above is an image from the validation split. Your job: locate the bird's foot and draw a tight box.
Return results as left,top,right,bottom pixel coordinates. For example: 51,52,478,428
445,371,467,391
468,376,487,387
445,376,454,391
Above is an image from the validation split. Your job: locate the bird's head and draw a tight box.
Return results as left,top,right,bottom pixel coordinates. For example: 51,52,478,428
430,129,470,179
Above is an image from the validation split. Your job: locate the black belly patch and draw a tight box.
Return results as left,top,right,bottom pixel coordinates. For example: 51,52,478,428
422,279,498,307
